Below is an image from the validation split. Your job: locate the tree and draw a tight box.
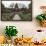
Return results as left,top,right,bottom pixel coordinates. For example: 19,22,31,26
1,3,5,9
29,2,32,9
15,3,18,8
10,3,14,8
21,4,27,11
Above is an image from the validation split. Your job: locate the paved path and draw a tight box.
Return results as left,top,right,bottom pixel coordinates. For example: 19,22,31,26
13,14,21,20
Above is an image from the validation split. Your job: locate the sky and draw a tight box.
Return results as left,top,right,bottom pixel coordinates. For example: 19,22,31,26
2,1,31,8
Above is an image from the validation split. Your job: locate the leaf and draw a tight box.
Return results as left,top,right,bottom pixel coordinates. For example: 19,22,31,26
44,15,46,20
5,26,18,38
36,15,44,21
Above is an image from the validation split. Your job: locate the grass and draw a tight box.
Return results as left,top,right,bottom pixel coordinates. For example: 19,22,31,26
2,12,32,21
19,12,32,21
2,13,11,21
1,8,32,21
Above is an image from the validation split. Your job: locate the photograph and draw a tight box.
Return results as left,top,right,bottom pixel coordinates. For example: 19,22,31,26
1,0,32,21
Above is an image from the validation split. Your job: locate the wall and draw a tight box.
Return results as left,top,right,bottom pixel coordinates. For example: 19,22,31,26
0,0,46,41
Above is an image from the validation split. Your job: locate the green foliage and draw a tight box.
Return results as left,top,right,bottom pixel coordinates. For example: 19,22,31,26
36,14,46,21
19,12,31,21
29,2,32,9
15,3,18,8
1,3,5,9
5,26,18,38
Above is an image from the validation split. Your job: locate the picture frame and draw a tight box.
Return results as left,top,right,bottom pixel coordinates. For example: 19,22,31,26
1,0,32,21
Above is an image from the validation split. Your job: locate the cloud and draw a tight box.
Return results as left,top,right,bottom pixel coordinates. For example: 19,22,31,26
2,1,31,8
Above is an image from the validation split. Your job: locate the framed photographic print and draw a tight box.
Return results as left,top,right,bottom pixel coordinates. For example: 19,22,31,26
1,0,32,21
